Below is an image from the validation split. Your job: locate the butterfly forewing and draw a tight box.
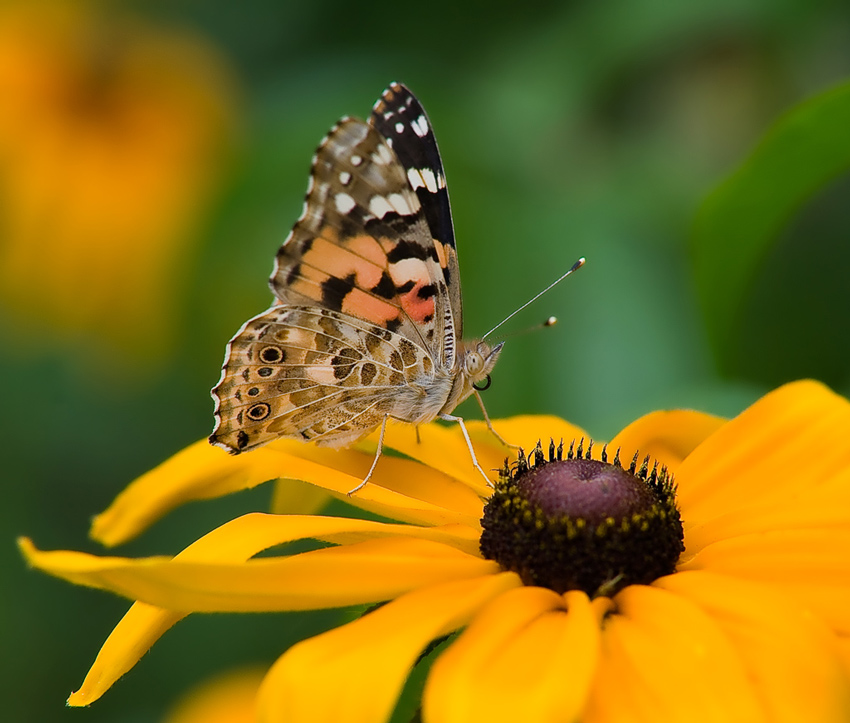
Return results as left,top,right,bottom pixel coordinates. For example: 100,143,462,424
269,115,450,362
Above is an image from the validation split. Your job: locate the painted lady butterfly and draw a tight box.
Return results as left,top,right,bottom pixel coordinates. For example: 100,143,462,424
210,83,557,493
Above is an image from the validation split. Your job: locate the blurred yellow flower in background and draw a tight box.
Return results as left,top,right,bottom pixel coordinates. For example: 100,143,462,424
0,0,237,367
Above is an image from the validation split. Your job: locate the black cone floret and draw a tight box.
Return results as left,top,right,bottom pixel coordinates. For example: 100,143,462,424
480,439,685,598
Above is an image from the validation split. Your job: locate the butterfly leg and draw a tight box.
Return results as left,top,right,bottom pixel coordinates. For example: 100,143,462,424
473,390,520,449
439,413,494,487
415,425,421,444
347,414,389,496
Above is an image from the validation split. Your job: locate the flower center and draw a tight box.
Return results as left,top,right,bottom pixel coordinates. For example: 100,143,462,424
480,440,685,597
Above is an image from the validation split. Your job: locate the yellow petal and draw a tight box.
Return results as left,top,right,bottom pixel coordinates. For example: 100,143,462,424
20,535,497,612
34,513,490,707
259,441,485,528
380,415,587,494
467,415,588,454
685,492,850,558
269,478,331,515
583,584,764,723
679,529,850,634
676,380,850,525
424,586,598,723
659,571,850,723
90,439,290,546
256,573,519,723
377,418,501,494
836,635,850,680
164,666,266,723
72,511,339,707
68,603,184,707
609,409,726,474
92,439,483,547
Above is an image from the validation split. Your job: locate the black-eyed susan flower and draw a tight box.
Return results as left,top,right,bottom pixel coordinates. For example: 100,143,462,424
20,380,850,721
0,0,235,364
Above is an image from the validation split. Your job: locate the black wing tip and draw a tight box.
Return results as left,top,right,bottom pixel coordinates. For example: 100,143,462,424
374,82,419,114
386,81,411,96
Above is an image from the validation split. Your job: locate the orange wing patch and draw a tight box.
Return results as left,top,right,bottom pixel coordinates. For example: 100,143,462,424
394,263,436,324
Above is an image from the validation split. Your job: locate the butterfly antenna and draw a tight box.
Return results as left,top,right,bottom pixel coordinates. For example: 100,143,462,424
483,258,585,340
492,316,558,342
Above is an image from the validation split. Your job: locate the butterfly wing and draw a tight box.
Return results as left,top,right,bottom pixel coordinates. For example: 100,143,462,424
210,305,440,452
269,83,462,370
212,84,463,454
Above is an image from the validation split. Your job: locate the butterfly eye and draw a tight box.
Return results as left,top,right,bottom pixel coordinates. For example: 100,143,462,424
464,351,485,377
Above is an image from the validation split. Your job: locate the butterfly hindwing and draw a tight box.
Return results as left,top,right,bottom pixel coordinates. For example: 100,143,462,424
210,305,441,452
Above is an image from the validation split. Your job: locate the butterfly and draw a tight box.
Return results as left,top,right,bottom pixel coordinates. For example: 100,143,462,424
210,82,515,493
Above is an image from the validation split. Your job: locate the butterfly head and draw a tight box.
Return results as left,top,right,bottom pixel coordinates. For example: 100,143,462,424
461,340,504,385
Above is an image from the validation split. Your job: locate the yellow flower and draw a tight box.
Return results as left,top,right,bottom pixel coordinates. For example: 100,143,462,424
20,380,850,721
0,0,235,364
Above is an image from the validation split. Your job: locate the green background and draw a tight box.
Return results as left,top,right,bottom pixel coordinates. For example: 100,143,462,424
4,0,850,720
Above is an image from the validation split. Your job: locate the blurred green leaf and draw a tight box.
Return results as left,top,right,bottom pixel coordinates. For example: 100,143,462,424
692,79,850,382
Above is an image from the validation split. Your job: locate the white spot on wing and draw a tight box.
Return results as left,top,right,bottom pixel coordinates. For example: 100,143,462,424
412,115,429,137
374,144,393,165
335,193,356,214
315,181,330,203
391,257,430,285
395,121,405,134
351,155,362,166
388,192,417,216
306,363,340,386
407,168,424,191
339,171,351,185
369,195,395,218
304,204,324,226
420,168,439,193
